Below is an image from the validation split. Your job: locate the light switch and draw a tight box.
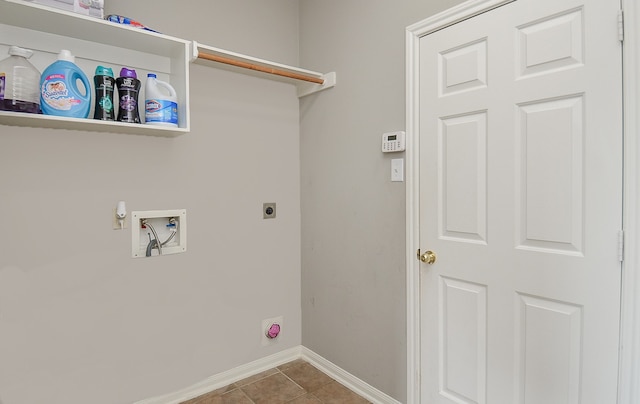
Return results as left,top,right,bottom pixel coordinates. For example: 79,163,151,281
391,158,404,182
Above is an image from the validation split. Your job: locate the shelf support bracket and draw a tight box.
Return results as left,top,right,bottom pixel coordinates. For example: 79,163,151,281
297,71,336,98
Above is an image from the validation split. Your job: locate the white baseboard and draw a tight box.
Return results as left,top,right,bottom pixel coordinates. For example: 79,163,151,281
134,347,302,404
300,346,402,404
134,345,401,404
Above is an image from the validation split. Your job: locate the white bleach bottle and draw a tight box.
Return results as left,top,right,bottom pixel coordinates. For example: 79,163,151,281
144,73,178,126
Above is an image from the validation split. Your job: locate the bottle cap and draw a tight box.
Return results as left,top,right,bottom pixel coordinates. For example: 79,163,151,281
119,67,137,79
8,46,34,59
147,73,157,78
95,65,114,77
57,50,75,63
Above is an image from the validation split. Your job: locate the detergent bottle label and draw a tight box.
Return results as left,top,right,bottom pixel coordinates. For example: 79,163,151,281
0,73,5,100
120,93,137,111
145,99,178,125
41,74,80,111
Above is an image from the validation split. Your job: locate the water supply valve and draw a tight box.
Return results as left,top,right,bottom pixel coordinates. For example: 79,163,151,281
131,209,187,258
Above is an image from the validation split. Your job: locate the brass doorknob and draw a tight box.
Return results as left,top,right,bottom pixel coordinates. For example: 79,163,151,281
420,250,437,264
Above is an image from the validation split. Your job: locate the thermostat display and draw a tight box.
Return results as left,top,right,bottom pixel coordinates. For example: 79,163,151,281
382,131,406,153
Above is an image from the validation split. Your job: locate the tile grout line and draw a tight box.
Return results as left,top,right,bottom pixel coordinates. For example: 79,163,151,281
277,364,338,404
277,368,314,403
182,360,366,404
236,387,256,404
235,366,308,404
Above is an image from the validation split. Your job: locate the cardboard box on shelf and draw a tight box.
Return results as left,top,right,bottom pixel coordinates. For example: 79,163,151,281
24,0,104,18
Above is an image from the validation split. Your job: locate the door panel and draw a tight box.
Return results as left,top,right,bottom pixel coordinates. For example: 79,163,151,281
440,277,487,404
517,95,584,253
516,9,584,78
516,294,582,404
440,39,488,96
440,111,488,243
418,0,622,403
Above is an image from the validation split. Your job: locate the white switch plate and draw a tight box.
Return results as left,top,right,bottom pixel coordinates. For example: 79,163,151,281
391,158,404,182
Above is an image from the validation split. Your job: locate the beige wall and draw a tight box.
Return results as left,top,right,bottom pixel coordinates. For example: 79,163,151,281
298,1,463,401
0,1,301,403
0,1,478,403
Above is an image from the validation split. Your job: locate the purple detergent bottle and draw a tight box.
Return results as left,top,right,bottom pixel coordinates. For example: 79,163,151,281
116,67,141,123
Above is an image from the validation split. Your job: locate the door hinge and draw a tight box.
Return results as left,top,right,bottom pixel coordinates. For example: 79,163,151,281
618,10,624,42
618,230,625,262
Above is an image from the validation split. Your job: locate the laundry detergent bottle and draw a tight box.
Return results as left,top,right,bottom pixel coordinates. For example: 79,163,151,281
116,67,141,123
40,50,91,118
93,65,115,120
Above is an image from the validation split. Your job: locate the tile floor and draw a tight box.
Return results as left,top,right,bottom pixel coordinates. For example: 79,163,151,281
180,359,371,404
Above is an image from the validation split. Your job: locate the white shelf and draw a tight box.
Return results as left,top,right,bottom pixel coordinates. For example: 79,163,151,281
0,0,191,136
0,110,188,137
192,41,336,98
0,0,336,137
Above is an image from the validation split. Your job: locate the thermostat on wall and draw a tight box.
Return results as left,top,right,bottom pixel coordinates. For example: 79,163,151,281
382,131,405,152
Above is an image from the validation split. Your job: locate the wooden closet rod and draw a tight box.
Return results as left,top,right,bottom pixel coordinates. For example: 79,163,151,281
197,52,325,85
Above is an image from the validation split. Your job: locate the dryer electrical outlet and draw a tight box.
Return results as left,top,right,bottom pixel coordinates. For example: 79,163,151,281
131,209,187,258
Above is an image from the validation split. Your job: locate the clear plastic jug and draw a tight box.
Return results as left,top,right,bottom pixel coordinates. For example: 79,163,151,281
0,46,41,114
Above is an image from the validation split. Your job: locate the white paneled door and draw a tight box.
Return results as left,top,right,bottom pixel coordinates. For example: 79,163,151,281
418,0,623,403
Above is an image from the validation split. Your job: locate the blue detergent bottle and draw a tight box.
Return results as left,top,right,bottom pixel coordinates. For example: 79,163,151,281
40,50,91,118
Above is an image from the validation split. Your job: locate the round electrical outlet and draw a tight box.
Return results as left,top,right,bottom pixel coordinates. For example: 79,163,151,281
263,203,276,219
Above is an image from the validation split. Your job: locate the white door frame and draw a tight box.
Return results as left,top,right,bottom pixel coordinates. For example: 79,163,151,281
404,1,640,402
